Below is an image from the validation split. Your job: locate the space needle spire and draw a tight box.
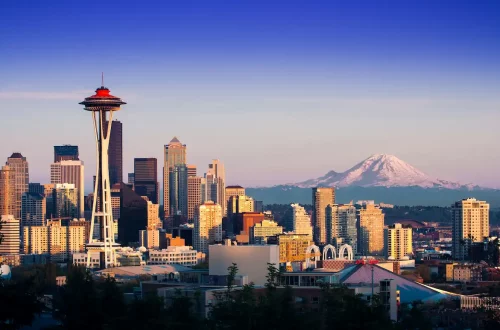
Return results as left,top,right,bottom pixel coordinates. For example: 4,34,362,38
80,82,126,269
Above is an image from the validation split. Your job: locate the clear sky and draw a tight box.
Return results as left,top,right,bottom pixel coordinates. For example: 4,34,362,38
1,0,500,191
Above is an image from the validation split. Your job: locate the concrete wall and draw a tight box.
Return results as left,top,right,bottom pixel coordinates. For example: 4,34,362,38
209,245,279,286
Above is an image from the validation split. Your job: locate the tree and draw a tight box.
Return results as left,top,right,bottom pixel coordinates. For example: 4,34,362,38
0,277,43,329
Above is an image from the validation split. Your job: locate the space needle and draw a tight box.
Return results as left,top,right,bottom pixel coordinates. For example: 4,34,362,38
80,79,126,268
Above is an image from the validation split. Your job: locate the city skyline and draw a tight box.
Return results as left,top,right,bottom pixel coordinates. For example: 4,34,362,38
1,1,500,188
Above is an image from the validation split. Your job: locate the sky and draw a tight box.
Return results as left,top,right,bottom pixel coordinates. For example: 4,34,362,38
1,0,500,191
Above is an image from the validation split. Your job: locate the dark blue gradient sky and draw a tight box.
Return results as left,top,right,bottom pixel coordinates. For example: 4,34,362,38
1,0,500,189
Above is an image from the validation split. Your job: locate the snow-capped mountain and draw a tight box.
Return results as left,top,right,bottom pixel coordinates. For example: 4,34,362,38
294,154,474,189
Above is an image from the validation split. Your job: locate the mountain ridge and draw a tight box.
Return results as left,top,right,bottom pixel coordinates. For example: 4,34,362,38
289,154,477,190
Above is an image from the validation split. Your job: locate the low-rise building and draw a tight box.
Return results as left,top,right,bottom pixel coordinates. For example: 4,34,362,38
148,246,204,266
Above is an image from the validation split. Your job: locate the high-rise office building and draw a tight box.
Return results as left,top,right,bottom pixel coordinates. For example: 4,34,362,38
0,215,20,255
291,203,313,240
187,176,202,221
0,165,15,216
452,198,489,260
169,164,188,217
206,160,226,215
6,153,29,220
21,192,46,227
128,173,135,186
326,204,357,251
227,195,254,218
54,145,79,162
53,183,79,219
134,158,159,204
312,187,335,245
163,137,187,217
385,223,412,260
358,204,385,256
28,183,44,195
118,183,148,246
43,184,55,219
225,185,245,210
187,164,197,177
107,120,123,185
50,160,84,218
194,201,222,255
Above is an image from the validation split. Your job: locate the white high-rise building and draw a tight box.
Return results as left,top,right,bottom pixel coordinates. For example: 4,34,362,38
0,215,20,255
51,160,84,218
291,203,313,240
452,198,490,260
6,153,29,220
206,160,226,215
385,223,412,260
194,201,222,255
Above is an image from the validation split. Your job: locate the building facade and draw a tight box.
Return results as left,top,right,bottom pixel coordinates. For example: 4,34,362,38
452,198,490,260
227,195,254,218
21,192,46,227
326,204,357,251
277,234,311,263
291,203,313,240
163,137,187,217
53,183,79,219
187,176,202,221
250,220,283,244
6,153,29,220
385,223,412,260
134,158,159,204
107,120,123,185
0,215,20,255
148,246,203,266
312,187,335,245
0,165,16,216
358,204,385,256
50,160,84,217
54,145,79,162
206,160,226,215
194,201,222,255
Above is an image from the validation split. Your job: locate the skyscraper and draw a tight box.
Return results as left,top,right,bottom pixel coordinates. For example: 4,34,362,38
0,215,20,255
187,164,197,177
227,195,254,218
50,160,84,218
225,185,245,213
0,165,15,216
134,158,159,204
54,145,79,162
107,120,123,185
6,153,29,220
385,223,412,260
187,176,202,221
28,183,44,195
291,203,313,240
358,204,385,256
163,137,187,217
53,183,79,219
21,192,46,227
452,198,489,260
206,159,226,215
312,187,335,245
194,201,222,255
326,204,357,251
169,164,188,216
118,183,148,246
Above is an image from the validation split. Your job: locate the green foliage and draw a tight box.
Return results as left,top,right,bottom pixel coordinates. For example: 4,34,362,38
0,277,43,330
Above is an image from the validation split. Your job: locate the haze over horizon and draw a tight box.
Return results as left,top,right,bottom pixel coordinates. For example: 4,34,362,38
1,1,500,190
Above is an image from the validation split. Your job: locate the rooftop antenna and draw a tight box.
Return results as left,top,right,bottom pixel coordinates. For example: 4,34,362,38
101,72,104,87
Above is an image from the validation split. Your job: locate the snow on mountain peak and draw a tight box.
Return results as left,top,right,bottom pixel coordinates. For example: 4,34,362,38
294,154,468,189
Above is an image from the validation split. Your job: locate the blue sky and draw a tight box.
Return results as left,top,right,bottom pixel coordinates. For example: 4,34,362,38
1,0,500,190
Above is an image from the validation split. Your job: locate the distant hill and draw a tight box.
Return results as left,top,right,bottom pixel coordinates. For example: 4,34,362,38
246,185,500,207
